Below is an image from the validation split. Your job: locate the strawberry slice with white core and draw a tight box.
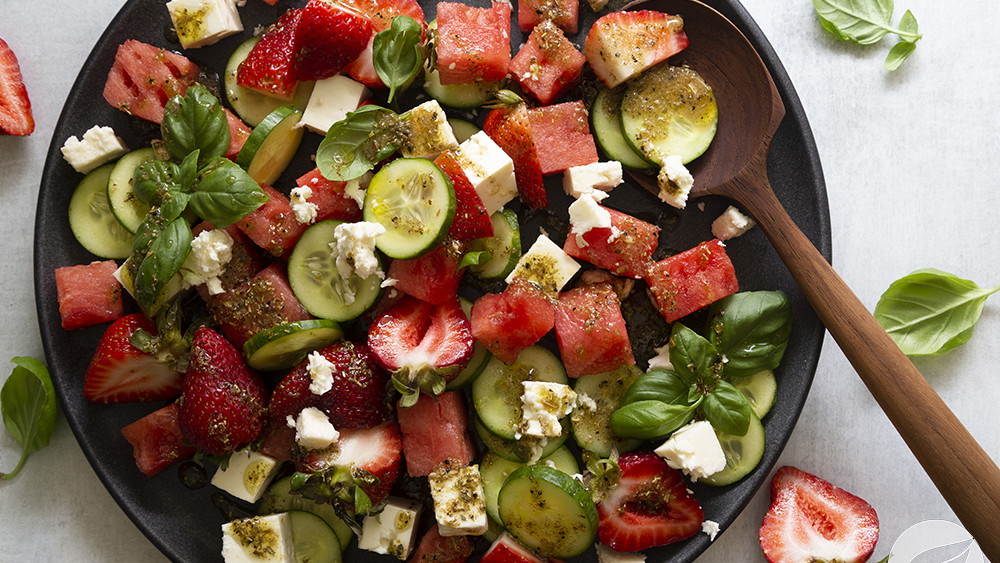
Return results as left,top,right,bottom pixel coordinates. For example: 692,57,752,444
333,422,402,504
0,38,34,136
295,0,373,81
583,10,689,88
84,314,182,403
759,466,879,563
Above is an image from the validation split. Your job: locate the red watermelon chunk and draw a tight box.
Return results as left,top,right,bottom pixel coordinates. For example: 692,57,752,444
517,0,578,34
554,282,634,378
207,263,312,348
191,222,270,301
224,109,251,159
55,260,123,330
120,403,197,476
470,278,555,364
563,207,660,279
102,39,201,123
527,101,598,175
411,524,475,563
397,391,475,477
509,20,585,105
387,243,464,305
435,1,511,85
645,239,738,323
238,185,307,257
295,168,363,223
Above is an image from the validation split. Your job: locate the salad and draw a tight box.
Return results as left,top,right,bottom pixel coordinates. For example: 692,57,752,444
46,0,800,561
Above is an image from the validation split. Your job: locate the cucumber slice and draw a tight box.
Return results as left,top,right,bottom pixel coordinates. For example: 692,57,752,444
363,158,455,259
243,319,345,371
447,118,480,144
480,448,579,524
469,209,521,280
730,370,777,419
259,476,353,551
591,87,656,170
472,346,568,440
498,465,598,558
236,105,305,186
225,37,314,127
571,365,643,457
68,163,134,259
287,220,384,321
287,510,343,563
474,415,568,463
107,147,156,234
621,63,718,165
701,410,766,486
447,297,491,390
423,65,500,109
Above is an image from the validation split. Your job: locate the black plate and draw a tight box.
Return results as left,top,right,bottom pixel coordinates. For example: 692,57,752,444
34,0,830,561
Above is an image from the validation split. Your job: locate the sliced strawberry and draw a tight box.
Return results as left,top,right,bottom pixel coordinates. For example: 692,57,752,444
317,421,402,504
584,10,689,88
367,296,474,403
760,466,880,563
482,532,545,563
0,38,34,136
83,314,183,403
178,327,268,455
597,451,703,552
237,8,304,99
411,523,474,563
341,0,426,88
483,105,546,209
296,0,373,81
120,402,197,476
434,150,494,241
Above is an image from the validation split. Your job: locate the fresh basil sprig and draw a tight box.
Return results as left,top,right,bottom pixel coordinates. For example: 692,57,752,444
161,84,231,168
1,357,57,480
316,105,404,181
610,399,699,439
372,15,424,104
189,157,268,227
874,269,999,356
812,0,922,71
708,290,792,378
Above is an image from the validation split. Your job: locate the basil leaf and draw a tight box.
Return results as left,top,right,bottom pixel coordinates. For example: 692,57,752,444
459,250,491,269
609,400,696,440
701,380,752,436
189,157,269,228
621,369,691,405
133,159,180,206
668,323,718,382
813,0,921,69
1,357,57,480
708,291,792,378
372,16,424,104
161,84,230,167
134,217,193,313
316,105,404,181
884,36,917,71
874,268,999,356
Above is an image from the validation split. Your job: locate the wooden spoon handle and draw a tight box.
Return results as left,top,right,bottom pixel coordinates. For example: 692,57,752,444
740,183,1000,556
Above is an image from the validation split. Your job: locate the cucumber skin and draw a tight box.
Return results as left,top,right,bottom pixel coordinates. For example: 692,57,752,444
68,163,134,259
701,410,766,486
107,147,156,234
591,87,656,170
471,346,568,440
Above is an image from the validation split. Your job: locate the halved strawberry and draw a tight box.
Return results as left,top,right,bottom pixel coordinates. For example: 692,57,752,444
83,314,183,403
483,104,546,209
296,0,373,81
120,402,197,476
760,466,879,563
596,451,703,552
367,296,474,405
295,421,402,504
583,10,689,88
341,0,426,88
0,38,34,136
237,8,304,99
434,150,494,241
177,327,268,455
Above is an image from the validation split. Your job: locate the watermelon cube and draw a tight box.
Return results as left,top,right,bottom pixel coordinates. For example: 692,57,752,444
563,206,660,279
517,0,578,34
527,101,599,175
554,282,634,378
206,263,312,348
191,222,270,301
55,260,124,330
223,109,251,160
470,278,555,364
435,1,511,85
387,243,464,305
509,20,585,105
121,403,197,476
295,168,363,223
397,391,475,477
237,185,307,258
102,39,201,123
645,239,739,323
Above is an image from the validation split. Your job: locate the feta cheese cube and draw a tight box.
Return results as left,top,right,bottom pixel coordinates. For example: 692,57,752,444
596,543,647,562
428,459,489,536
454,131,517,215
293,407,340,451
654,420,726,482
646,342,674,371
167,0,243,50
60,125,128,173
211,449,280,503
358,497,422,559
563,161,623,199
289,186,319,225
711,205,755,241
180,228,234,295
307,351,335,395
656,155,694,209
400,100,459,160
520,381,577,438
221,513,295,562
702,519,721,541
505,234,581,294
568,193,613,248
300,75,370,134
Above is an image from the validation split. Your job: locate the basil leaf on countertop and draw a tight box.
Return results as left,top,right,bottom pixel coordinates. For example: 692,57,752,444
609,400,697,440
316,105,404,181
708,290,792,378
189,157,268,228
1,357,57,480
134,216,193,313
621,369,691,406
884,10,919,71
874,268,999,356
668,323,718,382
701,379,752,437
812,0,921,70
372,15,424,104
161,84,230,167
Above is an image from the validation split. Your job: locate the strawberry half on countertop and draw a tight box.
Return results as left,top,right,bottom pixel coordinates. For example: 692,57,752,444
0,38,34,136
84,313,183,403
760,466,880,563
296,0,373,81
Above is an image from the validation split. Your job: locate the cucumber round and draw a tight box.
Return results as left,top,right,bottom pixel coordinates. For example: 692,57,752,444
730,370,777,419
480,447,579,525
423,66,500,109
701,410,766,486
259,477,354,551
474,415,568,463
68,163,134,259
472,346,568,440
447,118,480,144
236,105,304,186
469,209,521,280
107,147,156,234
591,86,656,170
448,297,491,390
571,366,643,457
287,220,384,321
287,510,343,563
363,158,455,259
621,63,718,165
498,465,598,558
225,37,313,127
243,319,345,371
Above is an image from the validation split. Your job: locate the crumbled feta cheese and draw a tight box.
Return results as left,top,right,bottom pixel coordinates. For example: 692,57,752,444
563,161,623,199
221,513,295,563
428,460,488,536
327,222,386,305
60,125,128,173
520,381,577,438
654,420,727,482
180,228,234,295
702,519,720,541
358,497,422,559
657,155,694,209
596,543,646,562
647,342,674,371
293,407,340,451
343,172,372,207
167,0,243,50
211,449,280,503
568,193,613,248
506,234,581,294
289,186,319,225
306,351,335,395
300,74,370,134
380,277,398,288
400,100,458,160
711,205,755,241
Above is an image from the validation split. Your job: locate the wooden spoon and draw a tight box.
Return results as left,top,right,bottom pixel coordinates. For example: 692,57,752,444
624,0,1000,554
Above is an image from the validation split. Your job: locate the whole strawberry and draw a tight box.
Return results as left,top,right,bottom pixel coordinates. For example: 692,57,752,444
178,327,268,455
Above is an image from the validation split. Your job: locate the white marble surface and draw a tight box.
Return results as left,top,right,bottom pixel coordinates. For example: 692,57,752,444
1,0,997,561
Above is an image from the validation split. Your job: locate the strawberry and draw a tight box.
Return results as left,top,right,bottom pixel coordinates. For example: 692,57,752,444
294,421,403,504
237,8,304,99
177,327,268,455
434,150,494,241
483,104,546,209
295,0,373,81
481,532,545,563
759,466,880,563
0,38,34,136
596,451,703,552
269,340,392,429
341,0,426,88
83,314,183,403
583,10,689,88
